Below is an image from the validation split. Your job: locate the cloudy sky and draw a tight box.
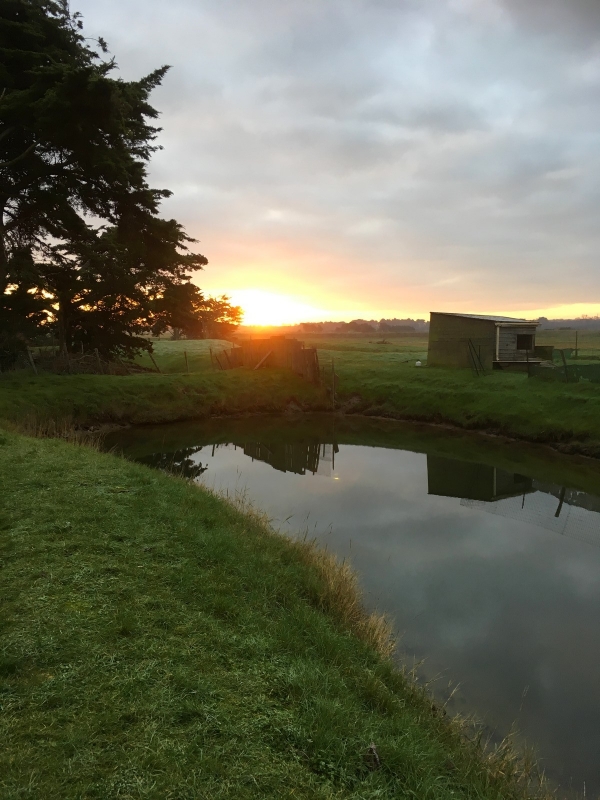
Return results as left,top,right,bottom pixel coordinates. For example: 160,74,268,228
76,0,600,323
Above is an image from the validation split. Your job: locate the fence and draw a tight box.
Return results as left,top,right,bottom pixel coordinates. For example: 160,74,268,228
528,348,600,383
0,347,152,376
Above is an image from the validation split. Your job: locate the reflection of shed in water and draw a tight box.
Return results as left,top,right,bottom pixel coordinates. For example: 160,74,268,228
462,487,600,548
239,441,336,476
533,482,600,515
428,455,600,547
427,455,533,501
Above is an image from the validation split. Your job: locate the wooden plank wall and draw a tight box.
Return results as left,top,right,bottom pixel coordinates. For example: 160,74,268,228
217,337,320,384
497,326,537,362
427,314,496,369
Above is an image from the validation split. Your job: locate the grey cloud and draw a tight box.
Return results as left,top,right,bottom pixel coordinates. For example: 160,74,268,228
500,0,600,46
75,0,600,311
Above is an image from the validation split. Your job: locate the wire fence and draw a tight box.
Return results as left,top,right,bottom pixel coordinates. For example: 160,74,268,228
0,347,152,376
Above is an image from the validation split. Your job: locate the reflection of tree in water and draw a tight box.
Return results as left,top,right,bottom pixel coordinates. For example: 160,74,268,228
140,446,208,480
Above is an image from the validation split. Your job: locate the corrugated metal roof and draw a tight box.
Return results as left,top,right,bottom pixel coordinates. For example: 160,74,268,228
430,312,538,324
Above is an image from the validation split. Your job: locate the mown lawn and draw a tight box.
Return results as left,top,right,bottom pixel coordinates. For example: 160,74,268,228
0,430,544,799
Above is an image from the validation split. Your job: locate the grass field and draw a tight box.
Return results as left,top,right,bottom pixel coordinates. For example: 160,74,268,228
536,328,600,359
0,429,545,799
134,338,234,374
3,333,600,454
299,329,600,362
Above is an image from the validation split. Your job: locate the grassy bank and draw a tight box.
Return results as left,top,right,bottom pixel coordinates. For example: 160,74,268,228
0,368,326,427
3,334,600,454
0,430,543,798
302,334,600,454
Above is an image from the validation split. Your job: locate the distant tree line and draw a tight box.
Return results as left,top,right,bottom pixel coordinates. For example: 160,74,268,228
536,316,600,331
0,0,240,364
300,318,428,334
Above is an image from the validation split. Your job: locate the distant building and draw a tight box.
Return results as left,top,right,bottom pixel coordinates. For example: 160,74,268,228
427,312,540,370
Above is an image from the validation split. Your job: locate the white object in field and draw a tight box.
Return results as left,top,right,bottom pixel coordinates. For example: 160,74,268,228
415,360,422,367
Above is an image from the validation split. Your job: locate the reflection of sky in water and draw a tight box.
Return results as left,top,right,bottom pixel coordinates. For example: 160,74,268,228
186,442,600,794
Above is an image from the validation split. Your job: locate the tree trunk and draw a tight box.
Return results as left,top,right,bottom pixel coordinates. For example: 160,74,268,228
0,200,9,297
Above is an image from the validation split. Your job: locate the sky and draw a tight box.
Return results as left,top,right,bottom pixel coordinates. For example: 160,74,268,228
75,0,600,325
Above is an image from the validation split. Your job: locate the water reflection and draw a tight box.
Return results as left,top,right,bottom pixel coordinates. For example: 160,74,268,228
109,418,600,795
427,456,533,501
140,436,600,547
239,441,336,476
428,456,600,548
141,440,338,478
142,446,208,480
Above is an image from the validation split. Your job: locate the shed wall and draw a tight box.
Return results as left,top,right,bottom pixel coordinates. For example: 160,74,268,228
497,326,537,362
427,314,496,369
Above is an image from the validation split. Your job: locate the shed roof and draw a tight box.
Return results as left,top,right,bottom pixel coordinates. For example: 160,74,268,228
430,312,538,325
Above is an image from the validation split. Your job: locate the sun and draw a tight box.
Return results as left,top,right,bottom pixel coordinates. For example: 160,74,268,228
227,289,328,327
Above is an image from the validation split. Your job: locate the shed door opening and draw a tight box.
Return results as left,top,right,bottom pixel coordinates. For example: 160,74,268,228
516,333,534,350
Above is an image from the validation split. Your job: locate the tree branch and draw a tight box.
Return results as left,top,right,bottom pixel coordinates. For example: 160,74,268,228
0,126,16,144
0,143,36,170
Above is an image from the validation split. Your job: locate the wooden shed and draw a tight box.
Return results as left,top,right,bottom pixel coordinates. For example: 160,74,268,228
215,336,320,384
427,312,541,370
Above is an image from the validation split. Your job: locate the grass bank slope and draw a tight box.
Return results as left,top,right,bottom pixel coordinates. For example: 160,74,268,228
0,430,542,799
0,368,325,427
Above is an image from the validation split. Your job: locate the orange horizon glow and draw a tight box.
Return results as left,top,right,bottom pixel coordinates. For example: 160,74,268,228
215,288,600,327
193,236,600,327
225,289,330,327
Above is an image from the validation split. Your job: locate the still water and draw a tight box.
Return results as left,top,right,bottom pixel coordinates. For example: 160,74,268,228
107,415,600,795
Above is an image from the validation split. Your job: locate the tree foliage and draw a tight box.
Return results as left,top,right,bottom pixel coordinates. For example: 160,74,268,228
152,285,242,341
0,0,239,358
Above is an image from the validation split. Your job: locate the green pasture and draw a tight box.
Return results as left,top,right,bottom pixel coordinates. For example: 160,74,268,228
536,328,600,360
135,338,233,374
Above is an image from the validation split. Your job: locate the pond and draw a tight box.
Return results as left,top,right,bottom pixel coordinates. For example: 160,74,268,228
106,414,600,796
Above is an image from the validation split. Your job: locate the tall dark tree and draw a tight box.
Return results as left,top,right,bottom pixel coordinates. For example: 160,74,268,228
39,205,207,355
0,0,208,356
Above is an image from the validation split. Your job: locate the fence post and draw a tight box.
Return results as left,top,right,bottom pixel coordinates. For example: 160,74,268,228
94,348,104,374
63,345,71,374
149,352,161,373
184,350,189,373
331,359,335,410
27,348,38,375
559,349,569,383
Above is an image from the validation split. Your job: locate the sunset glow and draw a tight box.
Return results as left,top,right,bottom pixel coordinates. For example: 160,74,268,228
225,289,331,327
217,288,600,328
